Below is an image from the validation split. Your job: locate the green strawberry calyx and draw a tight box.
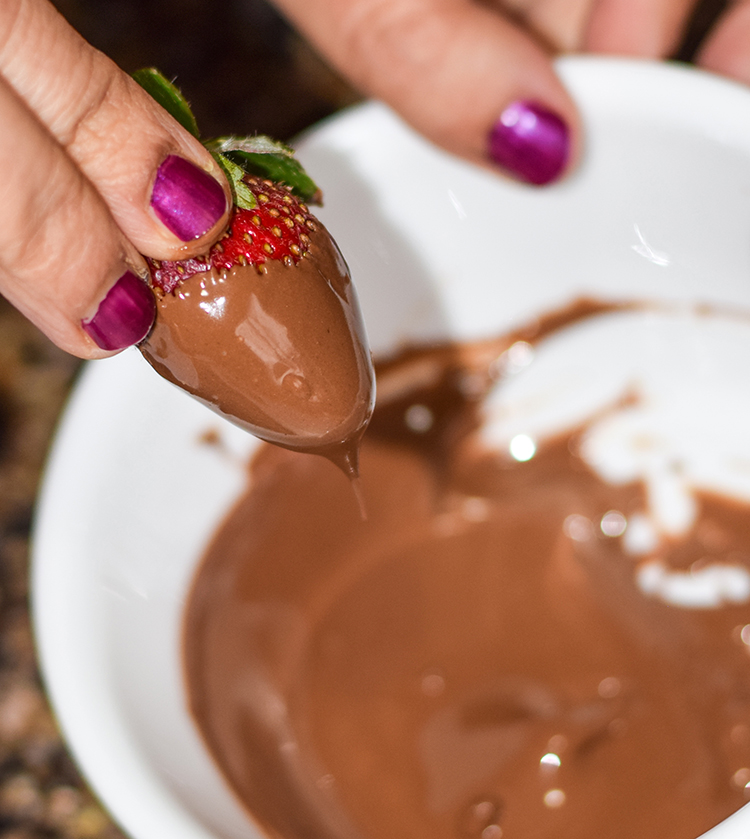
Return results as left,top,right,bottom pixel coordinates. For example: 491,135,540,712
132,68,322,209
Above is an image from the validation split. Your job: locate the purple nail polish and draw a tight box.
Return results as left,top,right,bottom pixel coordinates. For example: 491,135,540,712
82,271,156,351
488,101,569,186
151,155,227,241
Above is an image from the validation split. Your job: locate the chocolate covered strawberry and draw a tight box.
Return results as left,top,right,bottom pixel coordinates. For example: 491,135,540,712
134,70,374,475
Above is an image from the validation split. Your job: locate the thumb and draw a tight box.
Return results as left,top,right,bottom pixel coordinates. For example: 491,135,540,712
273,0,578,185
0,0,230,262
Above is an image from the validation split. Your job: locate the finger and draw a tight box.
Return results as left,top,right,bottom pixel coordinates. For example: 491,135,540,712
696,0,750,83
585,0,697,56
522,0,596,51
0,0,230,260
273,0,579,185
0,73,154,359
488,0,595,52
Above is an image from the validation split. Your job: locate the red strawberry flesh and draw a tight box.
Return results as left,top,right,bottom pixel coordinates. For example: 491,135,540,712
149,178,317,294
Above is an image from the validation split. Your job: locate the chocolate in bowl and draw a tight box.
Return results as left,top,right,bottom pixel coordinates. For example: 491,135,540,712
31,60,750,839
182,303,750,839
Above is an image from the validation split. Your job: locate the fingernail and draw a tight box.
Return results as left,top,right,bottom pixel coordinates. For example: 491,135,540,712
82,271,156,351
488,101,569,186
150,155,227,241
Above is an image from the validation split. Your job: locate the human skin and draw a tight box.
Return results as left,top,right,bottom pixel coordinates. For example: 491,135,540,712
0,0,230,359
269,0,750,174
1,0,749,357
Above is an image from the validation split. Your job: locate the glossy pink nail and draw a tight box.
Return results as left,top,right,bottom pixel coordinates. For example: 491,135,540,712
488,101,569,186
151,155,227,241
82,271,156,351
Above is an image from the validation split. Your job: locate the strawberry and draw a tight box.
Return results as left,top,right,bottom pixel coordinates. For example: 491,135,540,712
134,70,374,475
147,176,318,295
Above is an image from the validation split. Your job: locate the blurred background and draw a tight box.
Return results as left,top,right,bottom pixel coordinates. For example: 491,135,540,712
0,0,731,836
0,2,358,837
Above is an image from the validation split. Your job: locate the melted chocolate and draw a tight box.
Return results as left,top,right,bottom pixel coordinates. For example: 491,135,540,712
184,313,750,839
140,227,374,475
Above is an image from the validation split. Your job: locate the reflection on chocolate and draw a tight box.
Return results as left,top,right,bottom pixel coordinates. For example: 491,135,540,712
140,227,374,476
184,309,750,839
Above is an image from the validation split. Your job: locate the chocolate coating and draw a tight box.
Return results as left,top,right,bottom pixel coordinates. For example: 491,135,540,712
184,324,750,839
140,227,374,473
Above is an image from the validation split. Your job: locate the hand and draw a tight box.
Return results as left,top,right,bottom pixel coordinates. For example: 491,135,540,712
0,0,231,359
269,0,745,185
588,0,750,85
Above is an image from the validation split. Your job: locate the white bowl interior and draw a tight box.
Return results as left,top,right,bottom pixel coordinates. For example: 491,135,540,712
32,57,750,839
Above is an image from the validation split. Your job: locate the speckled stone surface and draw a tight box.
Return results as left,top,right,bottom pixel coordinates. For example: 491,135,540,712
0,0,730,836
0,295,116,839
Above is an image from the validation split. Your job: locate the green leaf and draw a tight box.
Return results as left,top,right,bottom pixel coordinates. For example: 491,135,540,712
206,135,322,205
229,151,322,205
207,135,296,157
132,68,200,139
212,154,257,210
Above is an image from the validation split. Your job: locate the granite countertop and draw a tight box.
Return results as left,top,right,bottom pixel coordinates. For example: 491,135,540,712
0,0,729,836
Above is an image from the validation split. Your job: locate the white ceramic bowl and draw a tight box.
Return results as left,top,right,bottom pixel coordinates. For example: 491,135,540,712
32,57,750,839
